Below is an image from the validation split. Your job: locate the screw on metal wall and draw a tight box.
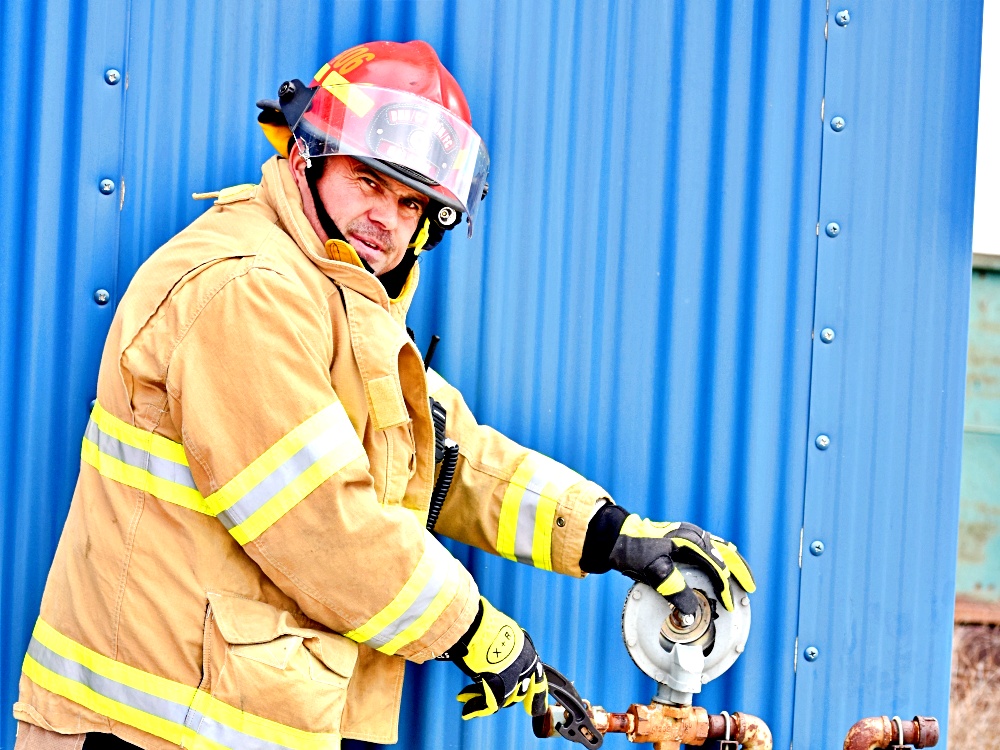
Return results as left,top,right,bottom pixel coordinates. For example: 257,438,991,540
835,9,850,26
93,289,110,306
831,116,846,131
820,328,835,343
804,646,819,662
809,541,825,556
825,222,840,237
815,434,831,450
99,179,115,195
104,69,121,85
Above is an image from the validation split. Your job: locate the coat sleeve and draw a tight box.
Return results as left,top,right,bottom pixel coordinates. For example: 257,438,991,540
426,369,610,578
165,265,478,663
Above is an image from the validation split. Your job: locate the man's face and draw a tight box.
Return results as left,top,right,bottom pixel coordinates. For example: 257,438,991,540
292,154,429,275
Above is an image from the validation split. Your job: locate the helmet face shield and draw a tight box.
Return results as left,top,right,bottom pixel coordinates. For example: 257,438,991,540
292,84,490,235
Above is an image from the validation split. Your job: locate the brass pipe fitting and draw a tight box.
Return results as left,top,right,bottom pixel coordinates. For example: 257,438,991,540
629,703,710,750
843,715,939,750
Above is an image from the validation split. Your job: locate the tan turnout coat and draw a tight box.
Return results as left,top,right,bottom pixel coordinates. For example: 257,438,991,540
15,156,609,749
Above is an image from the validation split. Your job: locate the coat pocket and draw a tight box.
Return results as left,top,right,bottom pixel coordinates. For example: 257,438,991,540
200,592,359,740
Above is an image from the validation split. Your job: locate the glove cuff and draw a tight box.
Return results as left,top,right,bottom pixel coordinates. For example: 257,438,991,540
439,599,484,665
580,502,629,574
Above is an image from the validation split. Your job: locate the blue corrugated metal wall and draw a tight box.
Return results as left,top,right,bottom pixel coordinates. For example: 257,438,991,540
0,2,981,749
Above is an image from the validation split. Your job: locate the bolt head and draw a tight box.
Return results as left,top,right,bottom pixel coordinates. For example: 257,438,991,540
94,289,110,305
278,80,296,101
632,588,642,600
820,327,836,343
437,206,458,226
831,116,846,132
810,540,825,556
804,646,819,661
100,179,116,195
835,9,850,26
815,434,831,450
741,595,750,606
825,221,840,238
104,68,121,85
680,613,695,627
735,643,744,654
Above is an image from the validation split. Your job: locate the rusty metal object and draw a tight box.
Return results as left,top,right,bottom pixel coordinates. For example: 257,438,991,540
628,703,710,750
542,701,773,749
843,715,940,750
705,712,773,750
588,706,632,734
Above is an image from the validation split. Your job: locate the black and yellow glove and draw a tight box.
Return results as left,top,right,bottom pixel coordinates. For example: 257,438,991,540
581,504,756,615
445,597,549,720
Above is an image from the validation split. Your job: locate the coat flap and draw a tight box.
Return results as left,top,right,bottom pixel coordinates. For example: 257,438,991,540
340,288,412,430
207,592,359,677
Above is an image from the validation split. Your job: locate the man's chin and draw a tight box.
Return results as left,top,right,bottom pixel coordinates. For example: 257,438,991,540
348,240,383,272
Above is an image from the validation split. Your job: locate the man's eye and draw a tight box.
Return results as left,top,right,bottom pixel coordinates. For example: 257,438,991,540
361,177,378,189
403,200,422,212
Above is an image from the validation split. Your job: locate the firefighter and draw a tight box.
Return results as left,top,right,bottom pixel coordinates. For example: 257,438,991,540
13,41,754,750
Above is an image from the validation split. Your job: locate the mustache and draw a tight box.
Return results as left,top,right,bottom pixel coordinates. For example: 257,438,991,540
346,219,395,252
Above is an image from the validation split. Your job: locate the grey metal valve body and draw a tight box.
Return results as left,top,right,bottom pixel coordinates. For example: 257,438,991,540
621,565,752,705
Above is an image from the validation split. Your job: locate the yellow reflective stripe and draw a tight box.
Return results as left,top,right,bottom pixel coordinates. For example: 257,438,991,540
85,401,365,546
33,619,194,704
497,453,582,569
376,569,459,655
320,70,375,116
81,439,210,514
530,487,557,572
188,689,340,750
91,402,188,465
22,655,210,749
206,402,358,513
228,436,364,545
27,619,340,750
496,457,535,562
343,544,439,644
425,368,448,398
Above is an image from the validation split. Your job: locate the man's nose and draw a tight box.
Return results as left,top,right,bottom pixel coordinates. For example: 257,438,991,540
367,193,398,230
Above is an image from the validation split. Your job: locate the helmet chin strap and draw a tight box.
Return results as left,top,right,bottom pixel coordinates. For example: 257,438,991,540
304,161,376,273
304,158,417,299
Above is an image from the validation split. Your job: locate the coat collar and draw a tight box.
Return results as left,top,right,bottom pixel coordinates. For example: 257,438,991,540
260,156,419,318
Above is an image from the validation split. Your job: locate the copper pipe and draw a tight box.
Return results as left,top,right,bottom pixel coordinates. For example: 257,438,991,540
705,712,773,750
843,715,940,750
543,702,773,749
588,706,631,734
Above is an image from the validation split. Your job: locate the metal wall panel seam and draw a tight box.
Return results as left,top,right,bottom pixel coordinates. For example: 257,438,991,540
793,2,982,747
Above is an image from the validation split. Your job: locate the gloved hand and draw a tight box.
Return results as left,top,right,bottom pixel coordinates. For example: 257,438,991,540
581,504,756,616
445,597,549,720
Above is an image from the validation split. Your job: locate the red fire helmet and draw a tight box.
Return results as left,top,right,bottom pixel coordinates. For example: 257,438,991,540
259,41,489,237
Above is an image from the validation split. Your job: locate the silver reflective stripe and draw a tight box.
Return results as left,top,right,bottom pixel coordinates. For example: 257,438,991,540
363,563,449,649
513,473,549,564
84,419,197,490
27,637,295,750
216,427,345,531
27,638,187,725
